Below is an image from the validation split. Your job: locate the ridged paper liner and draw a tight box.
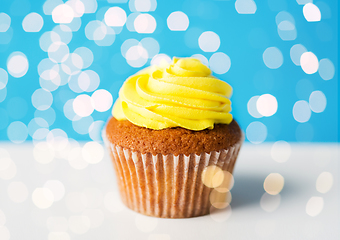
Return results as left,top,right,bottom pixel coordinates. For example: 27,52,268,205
106,138,242,218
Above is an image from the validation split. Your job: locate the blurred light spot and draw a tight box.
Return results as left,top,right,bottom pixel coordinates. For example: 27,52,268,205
309,90,326,113
47,216,68,232
303,3,321,22
66,0,85,18
130,0,157,12
104,7,126,27
52,25,72,44
43,0,63,15
68,148,88,169
126,12,140,32
209,52,230,74
126,45,148,68
0,27,13,44
65,192,86,212
121,38,139,58
7,121,28,143
73,47,93,69
209,205,232,222
151,54,171,66
82,141,104,164
306,197,323,217
94,26,115,46
290,44,307,66
0,68,8,89
134,14,156,33
39,31,61,52
0,160,16,180
135,215,158,233
34,108,56,126
61,54,83,75
256,94,278,117
69,215,90,234
263,173,284,195
82,209,104,228
7,97,28,119
246,121,267,144
167,11,189,31
293,100,311,123
64,16,82,32
148,234,171,240
260,193,281,212
202,166,224,188
278,21,294,31
276,11,295,25
48,42,70,63
78,70,100,92
215,173,235,192
210,189,232,209
7,51,29,78
32,88,53,110
64,99,79,121
72,116,94,135
271,141,291,163
82,0,98,13
316,172,333,194
27,118,49,137
22,12,43,32
52,4,74,24
191,54,209,66
140,37,159,59
0,88,7,103
32,188,54,209
0,226,10,240
48,232,70,240
300,52,319,74
7,181,28,203
0,209,6,225
277,17,296,41
44,180,65,202
318,58,335,80
85,20,107,41
103,191,125,213
296,123,314,141
73,94,94,117
89,120,105,142
199,31,220,52
263,47,283,69
0,13,11,32
0,150,11,171
91,89,113,112
33,142,55,164
296,0,312,4
235,0,257,14
47,129,68,153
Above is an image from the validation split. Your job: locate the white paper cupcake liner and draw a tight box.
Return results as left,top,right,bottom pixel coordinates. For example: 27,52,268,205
105,138,243,218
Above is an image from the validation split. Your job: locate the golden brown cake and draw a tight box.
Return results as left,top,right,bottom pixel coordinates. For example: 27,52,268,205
104,57,243,218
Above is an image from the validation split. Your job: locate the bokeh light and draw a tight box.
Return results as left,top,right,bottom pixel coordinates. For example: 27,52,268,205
270,141,291,163
235,0,257,14
246,121,267,144
263,47,283,69
306,197,324,217
260,193,281,212
198,31,220,52
256,94,278,117
22,12,44,32
167,11,189,31
134,14,156,34
209,52,231,74
290,44,307,66
104,7,127,27
293,100,311,123
0,13,11,32
32,188,54,209
318,58,335,80
309,91,326,113
316,172,333,194
263,173,284,195
300,52,319,74
7,51,29,78
7,121,28,143
202,166,224,188
52,4,74,24
303,3,321,22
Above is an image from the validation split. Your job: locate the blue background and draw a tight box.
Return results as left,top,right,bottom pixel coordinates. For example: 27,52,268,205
0,0,338,142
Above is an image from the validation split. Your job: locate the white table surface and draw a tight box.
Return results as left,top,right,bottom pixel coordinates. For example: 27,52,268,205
0,142,339,240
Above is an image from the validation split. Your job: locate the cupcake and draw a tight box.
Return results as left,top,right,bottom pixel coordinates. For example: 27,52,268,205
104,57,243,218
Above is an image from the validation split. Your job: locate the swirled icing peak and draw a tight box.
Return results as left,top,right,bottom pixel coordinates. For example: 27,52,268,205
112,57,233,130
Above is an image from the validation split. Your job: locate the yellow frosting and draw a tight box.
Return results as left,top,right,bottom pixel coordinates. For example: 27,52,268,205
112,57,233,130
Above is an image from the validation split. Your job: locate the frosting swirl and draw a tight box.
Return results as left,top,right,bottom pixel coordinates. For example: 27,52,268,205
112,57,233,130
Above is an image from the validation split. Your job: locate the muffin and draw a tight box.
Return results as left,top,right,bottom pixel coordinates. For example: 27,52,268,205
104,57,243,218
